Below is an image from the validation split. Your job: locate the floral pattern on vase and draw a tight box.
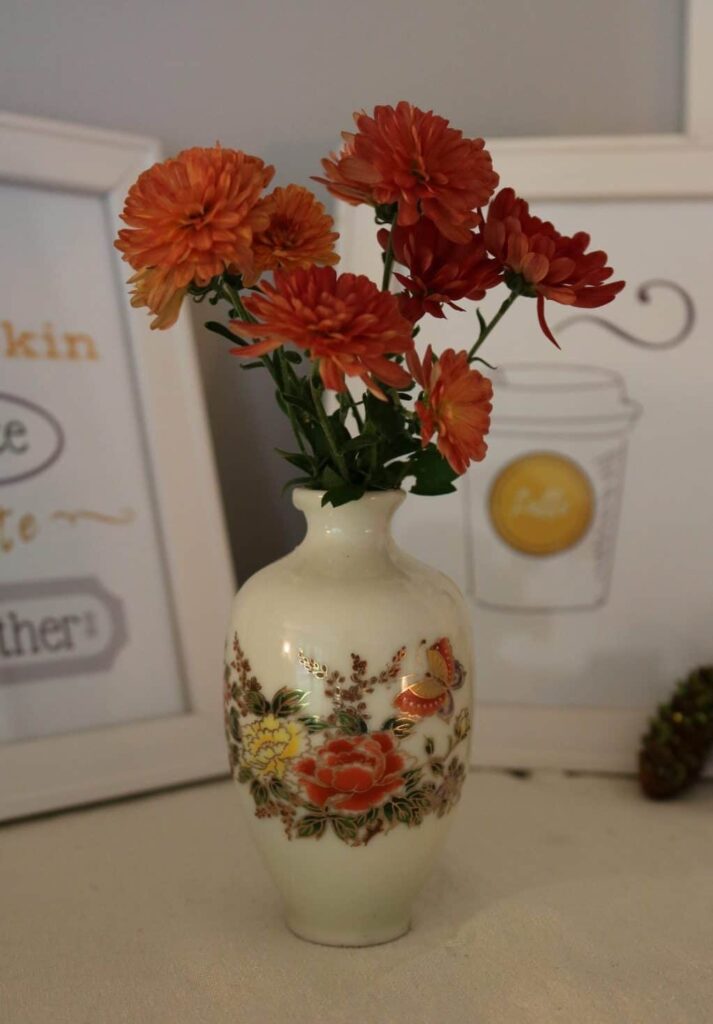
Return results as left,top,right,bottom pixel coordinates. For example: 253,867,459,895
224,633,470,848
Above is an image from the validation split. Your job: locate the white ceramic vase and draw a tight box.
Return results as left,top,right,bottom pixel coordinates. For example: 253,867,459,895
224,488,473,946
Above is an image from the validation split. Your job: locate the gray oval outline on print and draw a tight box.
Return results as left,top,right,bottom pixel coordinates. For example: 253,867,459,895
0,391,65,486
0,576,128,685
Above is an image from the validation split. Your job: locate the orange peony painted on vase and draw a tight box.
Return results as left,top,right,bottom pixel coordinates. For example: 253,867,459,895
294,732,412,813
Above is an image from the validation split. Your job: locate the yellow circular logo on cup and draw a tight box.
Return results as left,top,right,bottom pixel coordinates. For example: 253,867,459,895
489,452,594,556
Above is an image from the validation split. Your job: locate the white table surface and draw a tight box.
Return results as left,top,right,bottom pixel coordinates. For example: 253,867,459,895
1,771,711,1023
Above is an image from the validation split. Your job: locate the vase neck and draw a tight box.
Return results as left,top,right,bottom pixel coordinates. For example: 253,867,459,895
292,489,405,572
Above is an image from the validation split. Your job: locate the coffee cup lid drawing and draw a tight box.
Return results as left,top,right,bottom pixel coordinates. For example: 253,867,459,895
488,363,642,439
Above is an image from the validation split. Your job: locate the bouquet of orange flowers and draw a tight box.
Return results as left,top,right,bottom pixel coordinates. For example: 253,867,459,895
115,102,624,507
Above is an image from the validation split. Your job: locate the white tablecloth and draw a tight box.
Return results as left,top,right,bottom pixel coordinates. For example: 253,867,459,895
1,771,711,1023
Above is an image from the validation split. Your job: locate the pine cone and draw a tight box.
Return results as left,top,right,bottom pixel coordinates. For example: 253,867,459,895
639,666,713,799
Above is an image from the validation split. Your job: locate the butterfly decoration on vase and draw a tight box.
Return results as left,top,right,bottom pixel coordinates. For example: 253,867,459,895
393,637,465,719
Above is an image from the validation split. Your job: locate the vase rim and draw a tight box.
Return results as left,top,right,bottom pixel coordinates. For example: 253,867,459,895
292,487,406,516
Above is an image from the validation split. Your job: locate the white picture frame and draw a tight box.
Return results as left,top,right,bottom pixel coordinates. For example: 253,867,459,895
336,0,713,772
0,113,235,818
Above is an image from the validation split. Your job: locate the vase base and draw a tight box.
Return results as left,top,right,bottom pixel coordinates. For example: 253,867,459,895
286,916,411,948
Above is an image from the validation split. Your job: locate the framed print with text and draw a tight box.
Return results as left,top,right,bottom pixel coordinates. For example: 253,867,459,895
0,113,234,819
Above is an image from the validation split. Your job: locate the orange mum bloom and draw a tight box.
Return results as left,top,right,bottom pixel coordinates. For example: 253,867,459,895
316,135,375,207
379,219,501,322
115,145,274,291
246,184,339,285
483,187,625,345
315,102,499,243
127,267,187,330
409,346,493,475
232,265,414,398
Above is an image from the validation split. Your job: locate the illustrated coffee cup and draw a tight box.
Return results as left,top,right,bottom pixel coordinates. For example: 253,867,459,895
468,363,641,611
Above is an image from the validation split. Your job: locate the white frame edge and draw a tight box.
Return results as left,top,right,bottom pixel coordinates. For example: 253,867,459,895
0,112,235,819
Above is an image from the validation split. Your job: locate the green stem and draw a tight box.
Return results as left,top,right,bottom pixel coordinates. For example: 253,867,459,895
222,279,315,462
310,376,350,480
222,279,257,324
388,387,418,424
381,211,397,292
220,278,281,389
276,349,309,456
340,388,364,431
468,289,521,361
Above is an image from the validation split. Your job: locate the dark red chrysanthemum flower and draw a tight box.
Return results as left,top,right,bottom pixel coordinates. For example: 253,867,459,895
379,219,502,322
483,187,625,345
314,101,499,243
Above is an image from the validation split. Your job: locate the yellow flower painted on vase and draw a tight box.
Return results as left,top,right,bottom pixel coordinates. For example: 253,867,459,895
241,714,303,779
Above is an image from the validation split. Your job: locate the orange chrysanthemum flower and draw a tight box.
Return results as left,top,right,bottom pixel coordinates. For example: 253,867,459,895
127,267,187,330
232,265,414,397
379,219,501,322
115,146,274,294
246,184,339,285
408,346,493,475
483,187,625,346
314,102,499,243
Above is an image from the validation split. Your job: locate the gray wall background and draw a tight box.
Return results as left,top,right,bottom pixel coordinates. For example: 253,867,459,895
0,0,685,581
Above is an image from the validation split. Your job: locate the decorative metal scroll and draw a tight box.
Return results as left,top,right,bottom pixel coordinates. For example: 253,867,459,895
555,279,695,350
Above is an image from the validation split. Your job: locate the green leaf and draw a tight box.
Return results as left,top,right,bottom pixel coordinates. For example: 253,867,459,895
296,815,327,838
282,392,318,419
322,484,366,508
275,450,315,474
245,690,271,717
342,435,378,453
250,780,270,806
281,475,315,494
337,710,368,735
424,737,435,756
410,791,433,812
228,708,242,743
383,435,421,459
271,687,309,718
476,307,487,336
408,444,459,496
431,759,445,777
205,320,243,345
383,802,394,823
392,797,414,824
363,391,402,437
239,361,264,370
331,816,359,842
320,466,346,490
237,766,252,784
298,715,330,733
403,768,422,793
268,777,291,801
283,350,303,364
